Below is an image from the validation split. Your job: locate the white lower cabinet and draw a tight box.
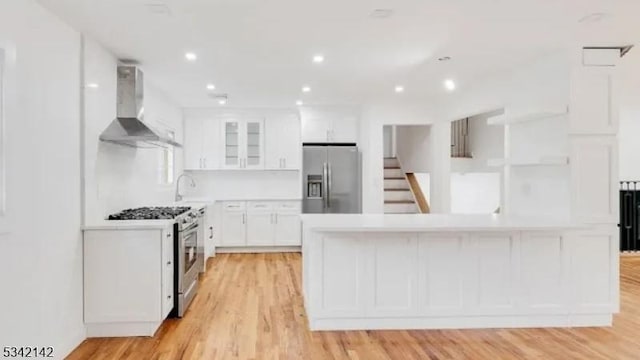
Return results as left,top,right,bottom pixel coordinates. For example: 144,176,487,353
220,202,247,246
220,200,301,248
83,225,174,337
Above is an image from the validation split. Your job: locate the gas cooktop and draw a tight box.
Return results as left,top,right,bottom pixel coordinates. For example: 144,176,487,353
107,206,192,220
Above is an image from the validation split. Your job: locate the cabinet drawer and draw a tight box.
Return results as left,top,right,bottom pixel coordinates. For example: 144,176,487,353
223,201,246,211
275,201,301,212
248,201,274,212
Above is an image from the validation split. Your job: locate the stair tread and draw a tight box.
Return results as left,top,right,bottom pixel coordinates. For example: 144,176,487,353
384,188,411,191
385,200,416,204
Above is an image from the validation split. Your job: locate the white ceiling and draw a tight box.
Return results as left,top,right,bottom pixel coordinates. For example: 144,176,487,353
37,0,640,108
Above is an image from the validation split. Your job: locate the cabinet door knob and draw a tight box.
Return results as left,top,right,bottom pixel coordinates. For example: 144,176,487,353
166,233,172,238
167,261,172,266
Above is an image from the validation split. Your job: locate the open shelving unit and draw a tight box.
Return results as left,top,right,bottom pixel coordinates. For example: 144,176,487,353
487,155,570,167
487,106,569,126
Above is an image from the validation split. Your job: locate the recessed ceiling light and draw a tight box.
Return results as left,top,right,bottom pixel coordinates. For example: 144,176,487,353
394,86,404,93
302,86,311,93
86,83,99,89
438,56,451,62
296,100,303,106
185,52,197,61
370,9,394,19
206,83,215,90
218,99,227,105
444,79,456,92
313,55,324,63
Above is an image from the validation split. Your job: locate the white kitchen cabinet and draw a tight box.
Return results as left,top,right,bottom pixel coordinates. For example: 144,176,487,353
246,202,275,246
220,202,247,246
301,115,358,144
265,113,301,170
204,204,216,258
222,118,265,170
219,200,302,249
184,119,220,170
83,225,174,337
275,212,302,246
184,119,204,170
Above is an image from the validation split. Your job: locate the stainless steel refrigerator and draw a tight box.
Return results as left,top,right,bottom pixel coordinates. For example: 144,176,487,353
303,144,361,213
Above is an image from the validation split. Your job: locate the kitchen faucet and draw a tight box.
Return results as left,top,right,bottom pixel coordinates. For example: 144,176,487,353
175,173,196,202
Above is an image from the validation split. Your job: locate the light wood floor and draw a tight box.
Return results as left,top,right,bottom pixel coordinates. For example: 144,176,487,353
68,254,640,360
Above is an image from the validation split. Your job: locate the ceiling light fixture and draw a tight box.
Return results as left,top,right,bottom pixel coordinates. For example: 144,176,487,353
185,52,197,61
438,56,451,62
206,84,215,90
370,9,394,19
296,100,303,106
86,83,99,89
302,86,311,93
578,12,609,24
444,79,456,92
218,99,227,105
394,86,404,93
313,55,325,63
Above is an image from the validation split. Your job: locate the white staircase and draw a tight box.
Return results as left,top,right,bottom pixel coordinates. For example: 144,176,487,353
383,158,418,214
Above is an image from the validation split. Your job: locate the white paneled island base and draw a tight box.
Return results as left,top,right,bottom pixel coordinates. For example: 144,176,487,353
302,215,618,331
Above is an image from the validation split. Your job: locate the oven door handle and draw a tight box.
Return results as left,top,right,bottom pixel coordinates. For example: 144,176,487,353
181,223,198,236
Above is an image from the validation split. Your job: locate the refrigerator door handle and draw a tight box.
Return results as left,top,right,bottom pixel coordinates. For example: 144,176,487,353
322,162,329,209
327,162,332,208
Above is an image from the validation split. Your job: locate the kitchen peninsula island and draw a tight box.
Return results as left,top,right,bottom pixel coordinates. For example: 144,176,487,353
301,214,617,331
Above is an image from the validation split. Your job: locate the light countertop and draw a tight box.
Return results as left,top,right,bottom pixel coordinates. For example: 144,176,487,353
301,214,587,232
83,219,175,231
82,202,214,231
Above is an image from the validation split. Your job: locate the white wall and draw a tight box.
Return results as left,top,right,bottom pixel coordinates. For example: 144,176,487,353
83,38,184,223
0,1,85,357
618,49,640,181
451,111,504,173
437,51,571,217
451,173,501,214
360,103,438,213
395,125,432,173
182,107,301,200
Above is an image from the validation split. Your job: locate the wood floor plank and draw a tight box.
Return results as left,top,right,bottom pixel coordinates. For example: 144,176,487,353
68,254,640,360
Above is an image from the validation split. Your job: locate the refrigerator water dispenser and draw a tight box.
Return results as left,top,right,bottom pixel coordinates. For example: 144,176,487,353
307,175,323,199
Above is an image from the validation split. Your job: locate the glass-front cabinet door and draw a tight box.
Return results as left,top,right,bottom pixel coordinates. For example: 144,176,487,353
244,119,264,169
221,117,264,169
223,119,241,168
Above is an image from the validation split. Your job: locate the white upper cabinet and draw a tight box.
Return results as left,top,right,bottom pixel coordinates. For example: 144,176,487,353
331,115,359,143
184,119,220,170
569,70,617,135
222,118,265,170
184,119,204,170
184,110,299,172
265,113,301,170
301,115,358,143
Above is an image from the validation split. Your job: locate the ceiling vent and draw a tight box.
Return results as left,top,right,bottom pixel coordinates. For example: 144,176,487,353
370,9,394,19
207,93,228,100
143,1,171,15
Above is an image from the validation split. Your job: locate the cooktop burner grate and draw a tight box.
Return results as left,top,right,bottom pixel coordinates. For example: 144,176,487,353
107,206,191,220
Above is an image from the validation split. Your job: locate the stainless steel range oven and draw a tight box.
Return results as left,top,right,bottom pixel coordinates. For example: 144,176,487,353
174,210,202,317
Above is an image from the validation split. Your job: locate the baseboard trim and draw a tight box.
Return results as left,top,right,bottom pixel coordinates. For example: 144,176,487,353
216,246,301,253
86,321,162,338
58,327,87,359
309,314,613,331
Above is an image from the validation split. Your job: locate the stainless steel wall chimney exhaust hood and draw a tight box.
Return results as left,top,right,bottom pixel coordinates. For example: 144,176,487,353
99,66,182,148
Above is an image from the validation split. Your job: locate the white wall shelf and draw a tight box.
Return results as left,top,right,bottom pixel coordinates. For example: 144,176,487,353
488,156,569,167
487,107,569,126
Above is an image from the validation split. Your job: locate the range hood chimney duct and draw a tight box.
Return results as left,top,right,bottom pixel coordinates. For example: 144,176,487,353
99,66,182,148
